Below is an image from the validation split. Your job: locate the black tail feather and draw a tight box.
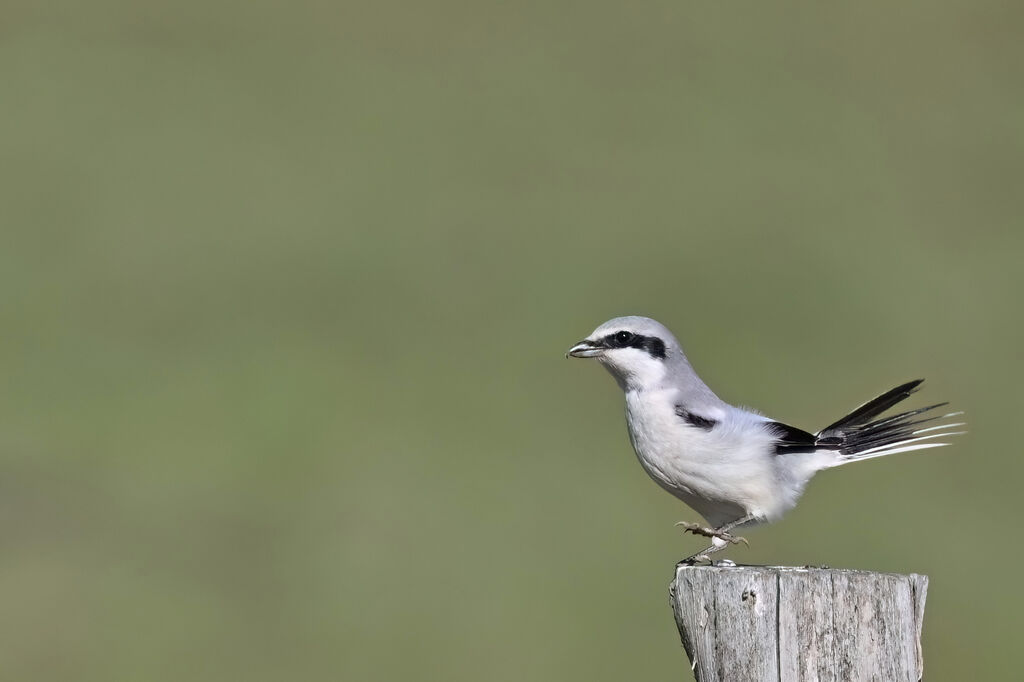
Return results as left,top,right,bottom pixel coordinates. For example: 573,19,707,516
854,402,948,432
816,380,961,458
817,379,924,437
837,407,949,454
772,380,962,458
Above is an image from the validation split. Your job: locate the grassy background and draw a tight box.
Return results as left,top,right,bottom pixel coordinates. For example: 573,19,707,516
1,1,1021,679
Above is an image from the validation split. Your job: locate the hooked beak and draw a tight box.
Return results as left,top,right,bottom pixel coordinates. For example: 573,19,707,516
566,339,605,359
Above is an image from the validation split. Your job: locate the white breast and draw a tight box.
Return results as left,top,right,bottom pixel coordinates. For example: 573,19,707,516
623,389,788,527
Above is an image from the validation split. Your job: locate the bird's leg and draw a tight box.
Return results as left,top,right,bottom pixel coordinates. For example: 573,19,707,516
675,520,749,546
676,515,757,566
677,540,726,566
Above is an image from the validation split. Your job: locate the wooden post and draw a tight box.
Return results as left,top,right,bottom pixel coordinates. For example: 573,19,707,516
670,566,928,682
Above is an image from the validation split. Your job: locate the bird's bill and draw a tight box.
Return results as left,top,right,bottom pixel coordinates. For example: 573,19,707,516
566,340,605,358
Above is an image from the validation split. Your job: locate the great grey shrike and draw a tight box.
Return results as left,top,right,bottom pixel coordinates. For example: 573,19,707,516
567,316,963,564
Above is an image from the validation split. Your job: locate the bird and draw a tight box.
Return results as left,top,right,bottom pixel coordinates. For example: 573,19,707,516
566,316,964,564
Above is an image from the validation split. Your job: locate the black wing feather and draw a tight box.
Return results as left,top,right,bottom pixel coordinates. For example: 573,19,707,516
674,406,717,431
768,421,820,455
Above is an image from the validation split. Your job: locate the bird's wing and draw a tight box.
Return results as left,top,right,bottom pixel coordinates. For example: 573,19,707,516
674,405,719,430
765,421,823,455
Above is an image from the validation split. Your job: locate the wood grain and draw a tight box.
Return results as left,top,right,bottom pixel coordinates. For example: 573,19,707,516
670,566,928,682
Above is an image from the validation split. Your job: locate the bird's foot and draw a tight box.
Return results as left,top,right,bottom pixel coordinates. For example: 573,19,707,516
674,520,716,537
675,521,748,546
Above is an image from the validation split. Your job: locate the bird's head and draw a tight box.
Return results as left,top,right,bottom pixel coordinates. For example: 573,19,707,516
567,316,680,391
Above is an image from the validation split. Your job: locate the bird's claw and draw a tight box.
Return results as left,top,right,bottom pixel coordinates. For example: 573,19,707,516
725,534,749,547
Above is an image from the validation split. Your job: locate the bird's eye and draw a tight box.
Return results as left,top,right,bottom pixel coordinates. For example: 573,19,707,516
614,331,634,345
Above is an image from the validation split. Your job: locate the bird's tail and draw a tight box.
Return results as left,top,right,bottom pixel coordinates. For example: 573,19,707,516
818,379,965,465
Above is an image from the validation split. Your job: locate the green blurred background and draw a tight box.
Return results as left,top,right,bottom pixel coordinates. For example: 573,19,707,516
1,1,1021,679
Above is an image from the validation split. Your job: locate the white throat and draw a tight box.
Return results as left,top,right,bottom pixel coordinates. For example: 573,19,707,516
599,350,668,392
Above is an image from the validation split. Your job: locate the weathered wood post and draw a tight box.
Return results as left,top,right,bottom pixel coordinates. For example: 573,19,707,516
670,566,928,682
